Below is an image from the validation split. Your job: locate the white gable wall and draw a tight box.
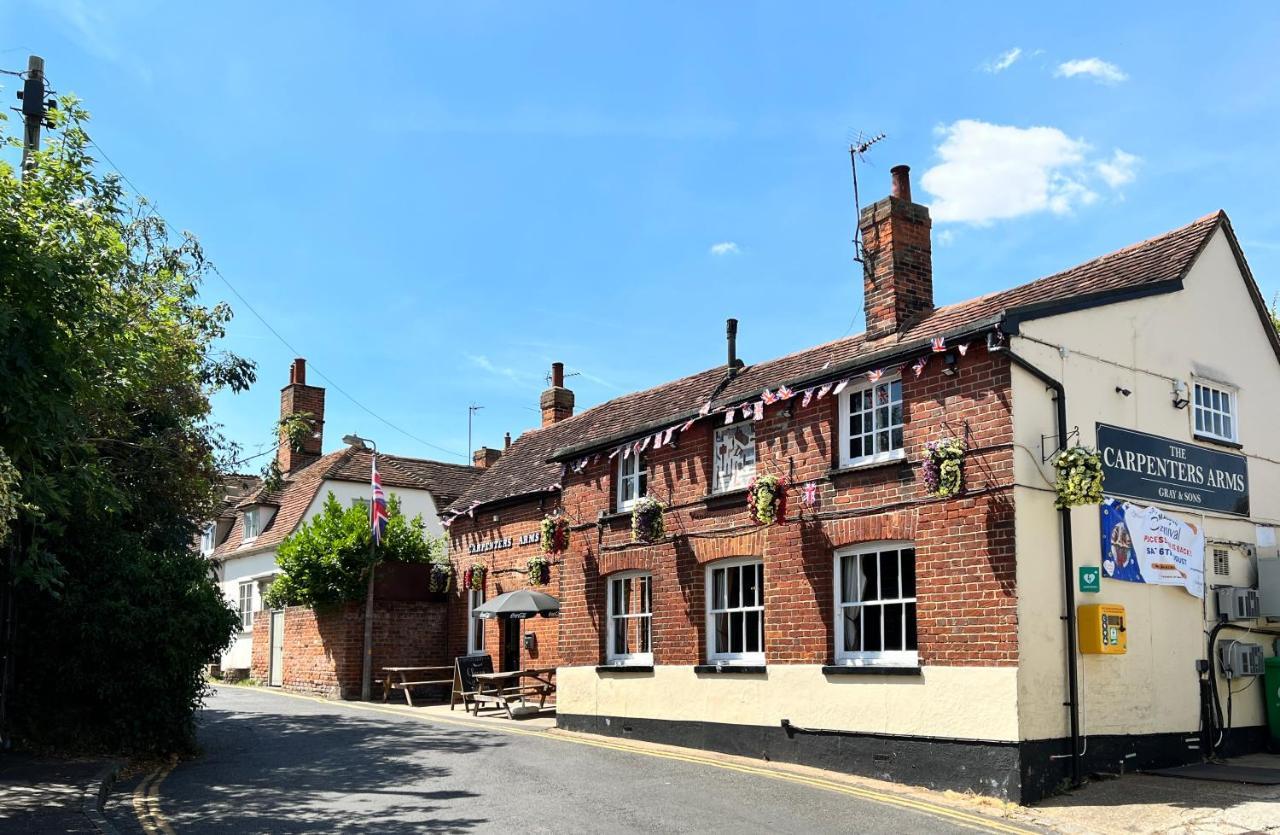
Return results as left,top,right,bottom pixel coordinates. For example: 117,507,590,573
1011,227,1280,742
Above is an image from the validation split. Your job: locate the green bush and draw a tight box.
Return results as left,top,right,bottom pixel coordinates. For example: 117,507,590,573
1,98,252,754
265,492,441,609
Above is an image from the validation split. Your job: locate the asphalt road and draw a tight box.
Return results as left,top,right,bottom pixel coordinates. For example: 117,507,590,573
106,685,1028,834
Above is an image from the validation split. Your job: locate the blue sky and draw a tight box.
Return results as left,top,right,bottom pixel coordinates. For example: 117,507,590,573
5,2,1279,469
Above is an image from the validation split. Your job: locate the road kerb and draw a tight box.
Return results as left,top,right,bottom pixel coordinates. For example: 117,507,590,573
212,683,1038,835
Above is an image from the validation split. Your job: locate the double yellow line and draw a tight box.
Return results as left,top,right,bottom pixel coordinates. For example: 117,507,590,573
132,763,177,834
214,685,1036,835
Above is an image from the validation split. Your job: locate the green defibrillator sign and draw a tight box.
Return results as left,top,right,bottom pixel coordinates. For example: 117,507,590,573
1079,566,1101,594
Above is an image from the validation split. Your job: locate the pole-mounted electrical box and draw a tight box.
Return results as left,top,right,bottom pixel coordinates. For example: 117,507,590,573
1078,603,1127,654
1218,640,1264,679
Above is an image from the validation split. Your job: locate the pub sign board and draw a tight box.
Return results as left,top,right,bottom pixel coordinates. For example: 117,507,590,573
1096,423,1249,516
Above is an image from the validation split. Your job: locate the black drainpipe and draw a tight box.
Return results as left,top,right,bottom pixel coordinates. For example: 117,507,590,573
994,344,1083,788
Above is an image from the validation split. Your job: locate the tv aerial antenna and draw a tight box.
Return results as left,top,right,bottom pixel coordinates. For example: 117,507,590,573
848,130,886,264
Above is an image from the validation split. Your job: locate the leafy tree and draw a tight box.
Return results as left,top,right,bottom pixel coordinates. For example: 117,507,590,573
265,492,442,609
0,98,250,753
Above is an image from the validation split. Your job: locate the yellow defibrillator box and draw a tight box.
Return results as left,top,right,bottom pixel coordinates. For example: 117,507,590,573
1078,603,1127,654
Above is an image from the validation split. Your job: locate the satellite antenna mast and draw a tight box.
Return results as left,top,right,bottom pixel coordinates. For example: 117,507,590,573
467,404,484,461
848,130,886,263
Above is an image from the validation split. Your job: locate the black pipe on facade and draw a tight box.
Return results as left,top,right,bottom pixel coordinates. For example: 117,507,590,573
994,345,1083,788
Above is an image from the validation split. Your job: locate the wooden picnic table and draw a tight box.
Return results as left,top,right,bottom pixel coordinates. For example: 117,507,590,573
469,667,556,719
381,665,453,706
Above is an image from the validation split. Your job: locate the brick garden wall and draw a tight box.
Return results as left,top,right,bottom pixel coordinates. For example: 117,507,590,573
549,348,1016,668
250,600,449,699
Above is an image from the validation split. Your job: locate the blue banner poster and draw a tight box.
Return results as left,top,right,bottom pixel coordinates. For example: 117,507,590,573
1100,497,1205,598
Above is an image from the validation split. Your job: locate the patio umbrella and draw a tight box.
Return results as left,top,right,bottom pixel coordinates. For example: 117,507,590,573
472,589,560,620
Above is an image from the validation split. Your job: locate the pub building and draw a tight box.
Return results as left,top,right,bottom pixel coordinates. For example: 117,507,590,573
443,166,1280,803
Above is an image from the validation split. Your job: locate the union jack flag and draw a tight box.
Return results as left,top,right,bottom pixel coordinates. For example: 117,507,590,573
956,342,969,356
866,369,884,383
776,385,794,400
912,355,928,378
761,388,778,405
370,455,389,546
931,336,946,352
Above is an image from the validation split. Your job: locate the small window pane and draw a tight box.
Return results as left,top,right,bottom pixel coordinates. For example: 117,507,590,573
727,567,740,609
742,564,759,606
906,602,918,650
729,611,744,653
744,610,761,652
901,550,917,598
861,553,880,601
880,550,900,600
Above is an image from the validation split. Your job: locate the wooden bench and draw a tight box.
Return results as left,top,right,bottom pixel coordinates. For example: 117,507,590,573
381,666,453,706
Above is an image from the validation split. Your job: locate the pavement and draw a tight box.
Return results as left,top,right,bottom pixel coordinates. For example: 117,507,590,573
102,685,1040,834
0,751,120,833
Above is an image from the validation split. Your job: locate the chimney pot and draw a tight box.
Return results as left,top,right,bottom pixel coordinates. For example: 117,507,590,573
890,165,911,202
551,362,565,389
726,318,739,376
290,357,307,386
504,431,512,450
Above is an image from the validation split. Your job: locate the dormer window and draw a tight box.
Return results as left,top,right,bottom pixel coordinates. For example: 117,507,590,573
243,508,262,543
200,522,217,555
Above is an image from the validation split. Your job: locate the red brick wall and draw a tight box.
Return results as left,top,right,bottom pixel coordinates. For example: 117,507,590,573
861,196,933,339
447,496,565,672
250,601,449,699
550,348,1016,668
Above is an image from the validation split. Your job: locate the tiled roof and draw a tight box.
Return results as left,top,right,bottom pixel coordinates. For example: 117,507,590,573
448,211,1229,513
213,447,480,560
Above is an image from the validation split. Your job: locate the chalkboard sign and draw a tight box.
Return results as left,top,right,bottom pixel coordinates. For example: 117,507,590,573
454,655,493,695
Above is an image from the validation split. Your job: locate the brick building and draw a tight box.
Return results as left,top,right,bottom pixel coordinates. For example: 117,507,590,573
445,166,1280,803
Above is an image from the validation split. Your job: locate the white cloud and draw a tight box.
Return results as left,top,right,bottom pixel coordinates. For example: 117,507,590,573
466,354,541,390
983,47,1022,73
709,241,740,256
920,120,1140,224
1095,149,1140,188
1055,58,1128,84
937,229,956,247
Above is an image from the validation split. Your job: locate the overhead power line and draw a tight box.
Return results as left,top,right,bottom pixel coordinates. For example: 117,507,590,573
72,128,466,461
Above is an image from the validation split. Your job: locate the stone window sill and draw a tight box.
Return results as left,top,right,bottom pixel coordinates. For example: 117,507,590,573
693,664,767,675
598,510,631,524
595,665,655,674
821,664,921,676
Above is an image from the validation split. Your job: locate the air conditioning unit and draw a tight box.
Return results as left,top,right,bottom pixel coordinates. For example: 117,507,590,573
1215,587,1260,621
1218,640,1264,679
1259,559,1280,618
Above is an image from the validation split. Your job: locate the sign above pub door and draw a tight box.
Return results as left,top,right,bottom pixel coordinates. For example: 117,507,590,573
1096,423,1249,517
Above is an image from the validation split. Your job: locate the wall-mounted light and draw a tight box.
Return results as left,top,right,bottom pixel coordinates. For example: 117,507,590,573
1115,386,1132,397
942,352,958,376
1171,379,1190,410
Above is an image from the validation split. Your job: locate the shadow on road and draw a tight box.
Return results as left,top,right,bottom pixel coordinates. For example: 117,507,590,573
163,705,508,833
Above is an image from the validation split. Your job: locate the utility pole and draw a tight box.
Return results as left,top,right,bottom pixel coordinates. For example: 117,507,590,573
16,55,55,177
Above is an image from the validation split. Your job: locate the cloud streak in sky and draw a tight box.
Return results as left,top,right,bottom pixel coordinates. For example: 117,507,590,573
1056,58,1128,84
983,47,1022,73
709,241,739,256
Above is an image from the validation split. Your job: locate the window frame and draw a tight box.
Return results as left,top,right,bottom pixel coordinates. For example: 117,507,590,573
242,508,261,543
711,421,757,495
616,451,647,512
238,580,255,631
605,571,653,665
200,522,217,555
833,541,918,668
705,557,765,665
466,588,485,655
837,374,906,469
1192,379,1239,444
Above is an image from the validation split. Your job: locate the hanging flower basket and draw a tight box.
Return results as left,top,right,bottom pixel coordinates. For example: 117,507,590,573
463,563,486,591
1054,445,1105,509
527,556,550,587
747,474,787,525
427,562,454,594
922,437,966,498
631,496,666,544
541,515,570,555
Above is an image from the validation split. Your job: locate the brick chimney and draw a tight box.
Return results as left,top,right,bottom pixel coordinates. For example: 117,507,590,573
473,446,502,469
540,362,575,427
859,165,933,340
277,358,325,474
